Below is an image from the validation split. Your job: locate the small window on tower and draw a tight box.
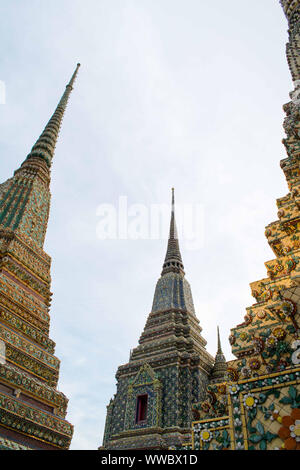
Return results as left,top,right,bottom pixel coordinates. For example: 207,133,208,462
136,394,148,424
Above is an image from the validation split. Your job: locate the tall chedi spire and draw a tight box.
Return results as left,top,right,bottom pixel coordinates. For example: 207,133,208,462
101,190,214,450
0,64,79,450
186,1,300,451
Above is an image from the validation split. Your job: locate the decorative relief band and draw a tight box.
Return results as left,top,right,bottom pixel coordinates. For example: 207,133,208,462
0,362,67,417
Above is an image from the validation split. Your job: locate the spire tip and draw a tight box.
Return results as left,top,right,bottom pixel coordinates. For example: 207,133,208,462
24,64,79,168
171,187,175,206
217,326,222,353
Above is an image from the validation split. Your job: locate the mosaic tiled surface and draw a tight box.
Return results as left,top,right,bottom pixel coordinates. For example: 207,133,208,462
152,274,195,315
192,368,300,450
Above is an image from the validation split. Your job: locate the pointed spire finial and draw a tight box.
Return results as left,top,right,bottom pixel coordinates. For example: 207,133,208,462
22,63,81,169
210,326,227,383
217,325,222,353
161,188,184,276
66,63,81,89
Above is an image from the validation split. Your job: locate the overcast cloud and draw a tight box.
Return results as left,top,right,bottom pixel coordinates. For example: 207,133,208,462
0,0,292,449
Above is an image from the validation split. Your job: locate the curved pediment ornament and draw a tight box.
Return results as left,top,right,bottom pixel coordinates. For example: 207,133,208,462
130,363,161,388
124,363,163,431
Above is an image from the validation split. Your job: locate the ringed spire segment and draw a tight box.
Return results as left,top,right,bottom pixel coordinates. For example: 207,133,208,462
23,63,81,168
161,188,185,276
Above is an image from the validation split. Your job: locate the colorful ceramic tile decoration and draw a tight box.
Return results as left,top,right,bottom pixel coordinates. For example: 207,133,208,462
101,1,300,451
0,64,80,449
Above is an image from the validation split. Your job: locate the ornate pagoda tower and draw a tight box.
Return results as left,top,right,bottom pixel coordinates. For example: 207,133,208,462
101,189,215,450
182,1,300,451
0,64,80,450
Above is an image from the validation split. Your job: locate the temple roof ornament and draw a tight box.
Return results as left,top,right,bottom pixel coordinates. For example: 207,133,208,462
0,64,80,449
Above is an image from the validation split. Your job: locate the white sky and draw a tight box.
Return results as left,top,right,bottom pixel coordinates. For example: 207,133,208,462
0,0,292,450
